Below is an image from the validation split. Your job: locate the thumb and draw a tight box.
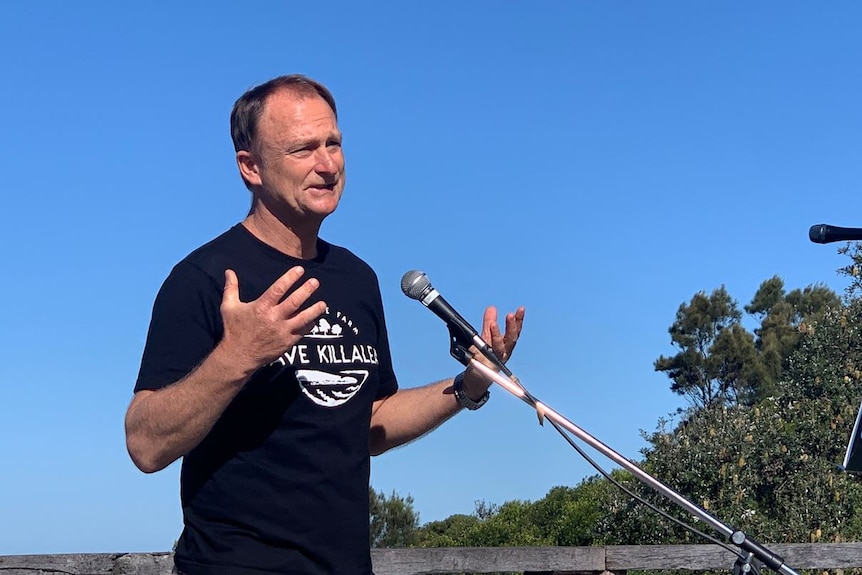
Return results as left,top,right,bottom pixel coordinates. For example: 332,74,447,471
223,269,239,305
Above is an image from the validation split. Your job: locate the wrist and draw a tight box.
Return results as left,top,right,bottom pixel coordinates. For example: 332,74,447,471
210,341,260,384
453,371,490,410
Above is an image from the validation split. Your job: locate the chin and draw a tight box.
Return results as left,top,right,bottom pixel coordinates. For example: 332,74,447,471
317,194,342,212
308,202,340,219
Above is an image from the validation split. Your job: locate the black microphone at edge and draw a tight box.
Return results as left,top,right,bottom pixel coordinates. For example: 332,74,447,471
401,270,510,374
809,224,862,244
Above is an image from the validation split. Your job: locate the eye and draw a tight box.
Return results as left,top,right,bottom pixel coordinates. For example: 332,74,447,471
290,147,313,158
326,140,342,151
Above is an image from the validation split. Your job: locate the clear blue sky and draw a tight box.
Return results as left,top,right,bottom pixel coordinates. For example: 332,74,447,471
1,1,860,555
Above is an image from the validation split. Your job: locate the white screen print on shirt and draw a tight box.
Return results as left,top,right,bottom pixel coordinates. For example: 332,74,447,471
269,307,380,407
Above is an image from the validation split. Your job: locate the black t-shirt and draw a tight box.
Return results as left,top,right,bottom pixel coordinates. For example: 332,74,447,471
135,225,398,575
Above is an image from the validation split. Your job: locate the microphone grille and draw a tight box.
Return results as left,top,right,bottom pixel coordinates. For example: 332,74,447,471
809,224,827,243
401,270,431,300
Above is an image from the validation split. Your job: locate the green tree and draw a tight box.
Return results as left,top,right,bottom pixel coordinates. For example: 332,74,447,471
838,243,862,300
745,276,839,401
369,487,419,548
656,278,839,409
527,482,606,546
463,499,549,546
415,479,614,549
597,293,862,546
415,513,480,547
654,286,763,408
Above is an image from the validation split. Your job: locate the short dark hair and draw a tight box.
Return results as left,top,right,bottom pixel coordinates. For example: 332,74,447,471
230,74,338,153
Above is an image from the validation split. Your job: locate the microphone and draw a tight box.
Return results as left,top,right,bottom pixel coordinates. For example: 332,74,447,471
401,270,507,371
809,224,862,244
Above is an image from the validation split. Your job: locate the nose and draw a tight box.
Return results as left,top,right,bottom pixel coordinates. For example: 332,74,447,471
314,148,338,174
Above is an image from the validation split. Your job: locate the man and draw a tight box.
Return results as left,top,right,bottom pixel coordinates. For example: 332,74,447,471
125,74,525,575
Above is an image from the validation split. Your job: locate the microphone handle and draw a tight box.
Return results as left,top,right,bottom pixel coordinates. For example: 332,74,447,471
428,295,477,338
810,224,862,244
428,296,512,376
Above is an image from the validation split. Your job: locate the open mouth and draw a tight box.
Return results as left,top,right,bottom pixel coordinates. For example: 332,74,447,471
310,183,337,192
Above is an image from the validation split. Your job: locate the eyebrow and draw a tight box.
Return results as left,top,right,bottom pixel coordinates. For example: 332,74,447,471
285,131,342,148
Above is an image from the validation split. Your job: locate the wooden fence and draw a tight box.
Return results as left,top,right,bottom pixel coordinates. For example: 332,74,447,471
1,543,861,575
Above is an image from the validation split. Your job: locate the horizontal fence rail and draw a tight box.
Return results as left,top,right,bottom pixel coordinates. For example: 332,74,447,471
1,543,861,575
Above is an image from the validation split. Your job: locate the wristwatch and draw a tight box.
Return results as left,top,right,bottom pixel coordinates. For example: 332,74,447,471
453,371,490,410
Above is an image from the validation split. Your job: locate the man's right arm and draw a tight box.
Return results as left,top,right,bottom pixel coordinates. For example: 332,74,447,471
125,266,326,473
125,341,256,473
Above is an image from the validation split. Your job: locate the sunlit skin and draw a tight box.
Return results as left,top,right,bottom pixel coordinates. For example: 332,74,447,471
237,91,345,259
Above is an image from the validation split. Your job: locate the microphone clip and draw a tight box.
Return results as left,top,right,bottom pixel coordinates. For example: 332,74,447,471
447,324,475,368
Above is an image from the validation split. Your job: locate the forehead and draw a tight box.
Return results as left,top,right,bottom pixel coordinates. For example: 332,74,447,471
258,90,339,143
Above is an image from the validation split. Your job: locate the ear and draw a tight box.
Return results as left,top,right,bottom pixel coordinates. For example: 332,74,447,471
236,150,263,187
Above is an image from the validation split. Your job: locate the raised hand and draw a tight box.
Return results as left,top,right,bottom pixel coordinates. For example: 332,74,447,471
482,305,526,365
460,305,526,399
219,266,327,375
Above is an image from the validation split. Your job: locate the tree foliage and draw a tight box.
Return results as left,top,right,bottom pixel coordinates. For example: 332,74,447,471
594,265,862,547
410,479,619,549
369,487,419,548
838,243,862,300
414,513,480,547
654,286,761,408
745,276,840,401
655,277,838,409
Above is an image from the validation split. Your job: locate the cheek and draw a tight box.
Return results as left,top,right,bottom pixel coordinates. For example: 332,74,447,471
275,165,310,185
333,151,346,171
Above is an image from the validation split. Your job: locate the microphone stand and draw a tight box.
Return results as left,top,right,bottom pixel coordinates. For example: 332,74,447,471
446,333,799,575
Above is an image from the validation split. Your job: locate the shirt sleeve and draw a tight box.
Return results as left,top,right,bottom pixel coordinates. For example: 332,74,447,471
134,262,223,392
370,278,399,400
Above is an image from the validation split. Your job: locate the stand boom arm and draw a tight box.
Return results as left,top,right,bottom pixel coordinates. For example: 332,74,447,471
467,358,800,575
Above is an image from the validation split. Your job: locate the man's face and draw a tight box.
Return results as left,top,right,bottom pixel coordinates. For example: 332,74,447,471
242,91,345,224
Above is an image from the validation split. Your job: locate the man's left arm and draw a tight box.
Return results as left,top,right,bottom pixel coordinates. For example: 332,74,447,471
368,305,525,455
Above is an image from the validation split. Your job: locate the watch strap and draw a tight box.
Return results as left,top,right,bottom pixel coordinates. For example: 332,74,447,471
453,371,490,410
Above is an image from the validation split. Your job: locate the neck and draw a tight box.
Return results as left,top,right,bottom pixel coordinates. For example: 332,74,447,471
242,210,321,260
